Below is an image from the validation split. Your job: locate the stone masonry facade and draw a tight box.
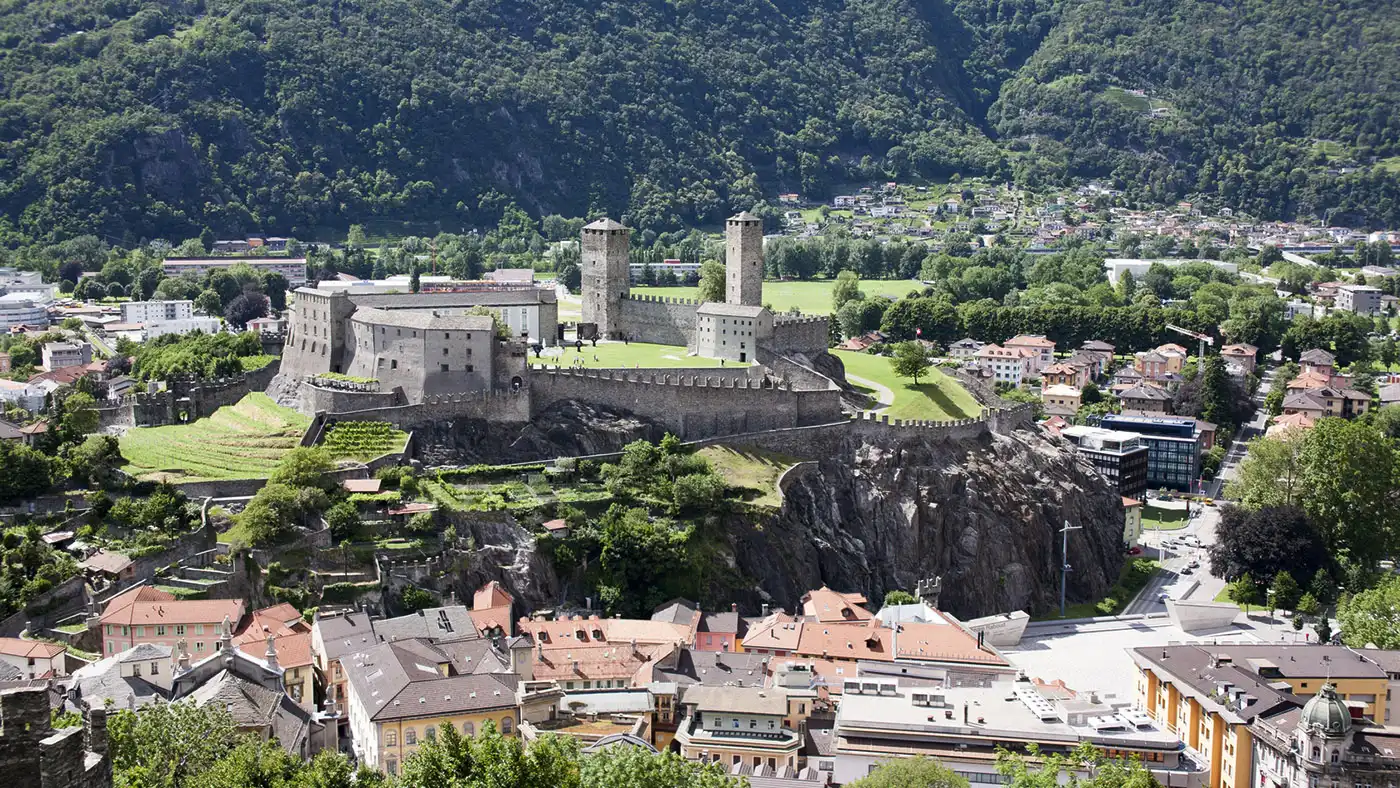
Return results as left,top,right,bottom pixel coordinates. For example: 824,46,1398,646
1,688,111,788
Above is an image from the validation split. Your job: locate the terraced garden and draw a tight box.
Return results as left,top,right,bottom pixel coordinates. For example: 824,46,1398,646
321,421,410,461
120,393,310,482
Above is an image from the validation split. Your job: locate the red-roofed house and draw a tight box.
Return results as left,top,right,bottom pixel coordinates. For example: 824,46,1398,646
0,637,67,678
100,587,244,658
471,581,514,638
1003,334,1056,373
1123,497,1143,545
234,603,316,707
800,587,873,623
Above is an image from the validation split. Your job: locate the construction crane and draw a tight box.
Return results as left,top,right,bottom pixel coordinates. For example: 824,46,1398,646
1166,324,1214,373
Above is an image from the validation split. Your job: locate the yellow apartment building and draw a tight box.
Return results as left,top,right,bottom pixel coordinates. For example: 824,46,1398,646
1131,645,1394,788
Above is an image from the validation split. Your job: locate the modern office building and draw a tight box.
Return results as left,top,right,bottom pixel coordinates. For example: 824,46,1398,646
1059,425,1149,499
121,299,194,324
1335,283,1383,315
1100,414,1202,492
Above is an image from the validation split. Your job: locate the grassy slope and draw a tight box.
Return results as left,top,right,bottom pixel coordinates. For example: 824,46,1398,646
120,393,310,482
697,445,798,508
533,341,747,369
834,350,981,421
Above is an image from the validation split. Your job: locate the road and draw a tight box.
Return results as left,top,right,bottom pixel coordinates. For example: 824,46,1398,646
845,373,894,409
1206,365,1277,497
1123,504,1220,615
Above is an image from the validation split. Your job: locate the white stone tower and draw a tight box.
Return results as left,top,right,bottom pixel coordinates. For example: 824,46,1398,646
726,211,763,307
581,217,630,338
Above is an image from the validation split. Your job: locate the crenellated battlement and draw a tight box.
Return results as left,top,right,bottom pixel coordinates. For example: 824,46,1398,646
533,366,794,391
773,314,829,326
421,387,529,406
622,292,701,306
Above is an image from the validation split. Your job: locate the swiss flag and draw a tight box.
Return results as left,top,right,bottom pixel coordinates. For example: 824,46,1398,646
916,328,922,337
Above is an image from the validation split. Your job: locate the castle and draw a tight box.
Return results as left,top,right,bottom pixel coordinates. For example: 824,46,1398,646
279,213,837,429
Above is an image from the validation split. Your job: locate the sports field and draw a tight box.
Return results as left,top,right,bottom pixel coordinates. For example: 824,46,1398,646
628,279,924,315
531,341,748,369
120,393,311,482
834,350,980,421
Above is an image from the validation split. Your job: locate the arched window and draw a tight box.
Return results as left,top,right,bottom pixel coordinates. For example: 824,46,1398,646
405,727,416,745
425,725,436,741
1312,747,1321,760
501,716,513,734
386,731,397,747
462,721,475,736
1331,750,1340,764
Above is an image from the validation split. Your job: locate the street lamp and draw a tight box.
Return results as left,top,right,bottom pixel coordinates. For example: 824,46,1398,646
1060,520,1084,618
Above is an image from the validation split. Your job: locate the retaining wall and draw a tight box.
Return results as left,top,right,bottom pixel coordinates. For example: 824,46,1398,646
329,388,531,429
299,383,403,415
0,574,86,638
530,368,844,440
616,295,698,347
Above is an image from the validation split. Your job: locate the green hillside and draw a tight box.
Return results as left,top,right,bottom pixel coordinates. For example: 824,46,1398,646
0,0,1397,244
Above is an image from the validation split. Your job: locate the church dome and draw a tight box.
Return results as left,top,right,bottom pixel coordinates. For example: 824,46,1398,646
1301,683,1352,737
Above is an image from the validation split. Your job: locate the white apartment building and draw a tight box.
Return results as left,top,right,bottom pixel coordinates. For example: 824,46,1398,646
121,300,194,324
41,341,92,371
974,344,1034,385
162,257,308,286
1336,284,1384,316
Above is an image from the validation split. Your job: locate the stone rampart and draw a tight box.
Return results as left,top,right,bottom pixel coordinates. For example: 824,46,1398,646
104,362,282,428
616,295,698,347
330,388,531,429
299,382,404,414
530,367,843,440
0,574,85,638
769,315,830,356
755,347,840,391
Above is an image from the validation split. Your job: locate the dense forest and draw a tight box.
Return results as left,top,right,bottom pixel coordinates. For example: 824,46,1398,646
0,0,1397,245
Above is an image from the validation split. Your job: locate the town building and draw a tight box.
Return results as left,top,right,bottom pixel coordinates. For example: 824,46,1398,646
1059,426,1150,499
829,674,1198,786
1283,387,1372,420
120,300,193,325
1251,683,1400,788
0,637,67,679
97,586,245,658
0,267,58,303
1134,350,1171,380
1335,283,1384,315
1220,343,1257,375
343,638,520,774
1119,384,1174,415
974,344,1034,385
1130,644,1396,788
948,338,983,359
0,292,49,331
1003,334,1056,374
67,643,173,712
1041,362,1090,389
673,685,803,772
1099,414,1203,492
1299,348,1337,377
1123,497,1144,546
1103,258,1238,286
41,341,92,371
1079,340,1116,368
0,379,45,412
233,604,316,708
162,257,309,286
1041,384,1082,417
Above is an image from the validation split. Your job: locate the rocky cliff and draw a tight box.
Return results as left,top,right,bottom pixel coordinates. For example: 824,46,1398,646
719,426,1126,619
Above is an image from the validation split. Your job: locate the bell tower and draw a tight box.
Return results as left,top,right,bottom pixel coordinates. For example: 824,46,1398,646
725,211,763,307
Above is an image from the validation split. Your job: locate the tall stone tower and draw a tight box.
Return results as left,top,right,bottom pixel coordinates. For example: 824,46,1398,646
580,218,630,338
725,211,763,307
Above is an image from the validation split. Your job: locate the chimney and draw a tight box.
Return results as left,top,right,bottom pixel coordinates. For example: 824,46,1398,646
761,603,770,617
963,703,969,724
731,603,738,613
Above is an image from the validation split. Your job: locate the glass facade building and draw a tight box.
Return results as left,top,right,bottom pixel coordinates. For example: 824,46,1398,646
1060,426,1150,500
1100,415,1202,492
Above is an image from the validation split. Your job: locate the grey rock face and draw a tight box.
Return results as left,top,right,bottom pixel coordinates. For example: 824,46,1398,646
414,401,667,465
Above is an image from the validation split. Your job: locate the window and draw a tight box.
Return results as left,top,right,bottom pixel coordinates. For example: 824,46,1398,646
732,719,740,729
135,626,143,637
150,662,159,675
386,759,398,776
176,625,185,636
157,625,166,636
732,756,741,766
391,360,398,369
405,728,416,745
445,333,451,339
132,663,141,677
425,726,436,742
501,717,512,734
195,625,204,635
466,365,473,372
750,719,756,729
443,347,449,355
195,641,205,652
462,722,475,736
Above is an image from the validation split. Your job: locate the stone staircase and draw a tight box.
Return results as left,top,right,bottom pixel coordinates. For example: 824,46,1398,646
154,547,234,598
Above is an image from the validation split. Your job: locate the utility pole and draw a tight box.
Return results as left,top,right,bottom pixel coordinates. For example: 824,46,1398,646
1060,520,1083,618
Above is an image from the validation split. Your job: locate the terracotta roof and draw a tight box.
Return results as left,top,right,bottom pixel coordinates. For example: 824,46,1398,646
1222,344,1258,355
18,420,48,435
101,597,244,627
890,619,1009,666
541,519,569,532
795,620,893,662
736,612,800,652
0,638,65,660
530,642,655,682
1122,497,1142,508
236,630,314,669
1267,412,1316,437
473,581,513,610
801,587,872,623
27,365,89,386
1040,363,1080,376
1005,334,1055,348
387,502,436,516
233,604,309,646
80,549,133,575
1287,370,1333,390
1157,343,1188,356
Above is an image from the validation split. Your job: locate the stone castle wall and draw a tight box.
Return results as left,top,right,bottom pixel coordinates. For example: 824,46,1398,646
615,294,699,347
330,388,532,430
1,688,110,788
769,315,830,356
299,383,404,415
98,362,281,429
529,367,843,440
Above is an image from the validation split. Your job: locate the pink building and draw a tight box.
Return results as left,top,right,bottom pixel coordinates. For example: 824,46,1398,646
694,604,746,652
99,586,245,658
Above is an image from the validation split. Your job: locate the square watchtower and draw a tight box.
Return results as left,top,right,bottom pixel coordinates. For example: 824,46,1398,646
581,218,631,338
726,211,764,307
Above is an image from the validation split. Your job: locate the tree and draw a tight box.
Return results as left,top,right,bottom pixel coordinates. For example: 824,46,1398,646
268,448,336,491
833,269,864,311
400,586,438,613
1270,570,1301,611
884,589,917,606
347,224,367,249
997,742,1156,787
397,720,583,788
324,501,360,542
1227,573,1262,612
1226,435,1304,508
1296,418,1397,566
409,260,421,293
1338,576,1400,648
582,746,742,788
224,292,269,329
55,390,100,441
65,434,124,487
1309,568,1337,605
891,341,932,386
0,441,54,504
199,227,216,251
109,702,241,788
1314,617,1334,644
194,289,223,317
697,260,726,303
1208,505,1326,585
1296,591,1322,618
846,757,969,788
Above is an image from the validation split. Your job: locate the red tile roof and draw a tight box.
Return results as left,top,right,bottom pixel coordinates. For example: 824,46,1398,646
101,596,244,628
341,478,382,494
0,638,65,659
801,587,873,623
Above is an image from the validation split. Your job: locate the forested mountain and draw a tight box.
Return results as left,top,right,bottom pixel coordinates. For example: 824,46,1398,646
0,0,1397,245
